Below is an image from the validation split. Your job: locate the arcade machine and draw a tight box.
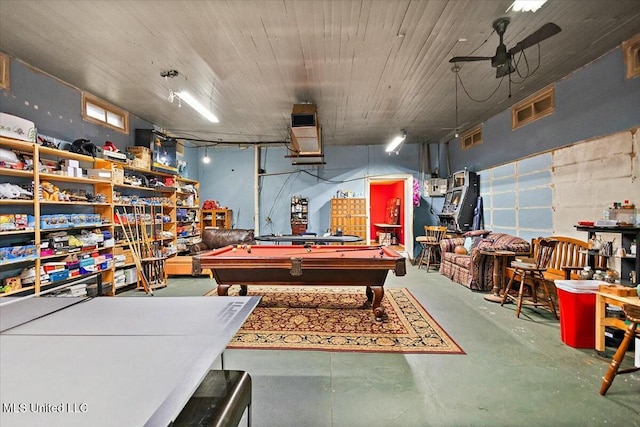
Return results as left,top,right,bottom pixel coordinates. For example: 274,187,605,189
438,169,479,234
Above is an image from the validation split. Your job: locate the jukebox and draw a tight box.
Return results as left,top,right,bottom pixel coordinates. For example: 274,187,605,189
437,169,479,234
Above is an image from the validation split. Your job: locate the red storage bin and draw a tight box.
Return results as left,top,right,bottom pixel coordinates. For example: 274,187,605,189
555,280,601,348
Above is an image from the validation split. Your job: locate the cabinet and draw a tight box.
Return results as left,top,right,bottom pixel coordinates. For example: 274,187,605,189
290,196,308,235
202,209,232,229
0,136,201,295
575,225,640,286
330,197,367,244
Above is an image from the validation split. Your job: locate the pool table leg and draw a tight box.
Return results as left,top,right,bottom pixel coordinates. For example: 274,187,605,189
367,286,385,322
217,284,248,296
217,284,231,296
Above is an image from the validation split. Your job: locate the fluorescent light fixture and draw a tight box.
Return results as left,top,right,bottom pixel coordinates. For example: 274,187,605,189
176,91,219,123
385,130,407,154
507,0,547,12
202,147,211,164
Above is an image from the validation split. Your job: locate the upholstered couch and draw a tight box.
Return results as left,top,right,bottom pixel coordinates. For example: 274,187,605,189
439,231,530,291
190,228,255,275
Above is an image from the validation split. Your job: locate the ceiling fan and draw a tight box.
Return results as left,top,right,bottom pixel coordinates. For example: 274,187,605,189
449,17,561,78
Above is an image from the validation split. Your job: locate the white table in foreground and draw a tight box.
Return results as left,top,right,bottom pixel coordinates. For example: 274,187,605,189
0,296,259,427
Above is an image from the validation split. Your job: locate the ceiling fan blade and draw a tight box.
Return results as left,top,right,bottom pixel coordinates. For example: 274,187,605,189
509,23,561,55
449,56,492,63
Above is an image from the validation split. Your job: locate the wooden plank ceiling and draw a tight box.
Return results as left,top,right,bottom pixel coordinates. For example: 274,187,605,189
0,0,639,148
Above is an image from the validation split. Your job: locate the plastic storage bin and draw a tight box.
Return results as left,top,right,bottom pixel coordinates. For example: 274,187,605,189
554,280,602,348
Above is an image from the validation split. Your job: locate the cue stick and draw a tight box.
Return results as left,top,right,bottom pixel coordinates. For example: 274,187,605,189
129,207,154,292
140,205,161,285
135,205,147,257
121,208,146,288
125,207,153,292
335,246,383,252
277,246,385,256
139,204,153,257
116,211,152,294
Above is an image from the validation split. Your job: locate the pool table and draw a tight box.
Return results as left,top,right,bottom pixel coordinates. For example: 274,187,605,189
197,244,406,321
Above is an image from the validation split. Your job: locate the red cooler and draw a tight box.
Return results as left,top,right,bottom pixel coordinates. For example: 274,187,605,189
554,280,602,348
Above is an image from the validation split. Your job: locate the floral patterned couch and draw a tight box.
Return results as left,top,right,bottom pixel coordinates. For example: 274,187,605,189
438,231,530,291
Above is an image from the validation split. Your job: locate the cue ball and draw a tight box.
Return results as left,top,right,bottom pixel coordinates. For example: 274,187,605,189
232,247,237,252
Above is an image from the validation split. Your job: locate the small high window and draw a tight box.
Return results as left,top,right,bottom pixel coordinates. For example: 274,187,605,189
622,33,640,79
0,52,9,90
82,92,129,134
461,125,482,150
511,85,554,130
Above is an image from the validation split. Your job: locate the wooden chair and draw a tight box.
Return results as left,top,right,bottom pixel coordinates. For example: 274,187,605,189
416,226,447,272
501,238,559,319
599,304,640,396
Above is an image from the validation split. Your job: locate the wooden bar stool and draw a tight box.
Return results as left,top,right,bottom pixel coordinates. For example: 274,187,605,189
599,304,640,396
501,238,558,319
416,226,447,272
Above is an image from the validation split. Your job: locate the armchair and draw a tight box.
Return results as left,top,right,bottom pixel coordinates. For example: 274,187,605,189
190,228,255,275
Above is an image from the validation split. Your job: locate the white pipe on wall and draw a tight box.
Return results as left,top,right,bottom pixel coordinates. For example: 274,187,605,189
254,146,260,235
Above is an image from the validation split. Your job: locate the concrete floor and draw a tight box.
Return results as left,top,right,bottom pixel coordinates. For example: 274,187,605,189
121,264,640,426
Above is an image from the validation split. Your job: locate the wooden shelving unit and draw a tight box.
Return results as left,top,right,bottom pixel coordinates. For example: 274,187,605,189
201,209,232,229
165,177,201,276
0,136,201,294
290,196,308,235
0,137,114,296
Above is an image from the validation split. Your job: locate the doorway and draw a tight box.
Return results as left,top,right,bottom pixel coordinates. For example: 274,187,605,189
366,174,414,259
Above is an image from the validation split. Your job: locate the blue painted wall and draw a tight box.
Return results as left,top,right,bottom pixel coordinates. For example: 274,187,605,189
0,58,202,181
0,60,152,150
197,144,425,236
448,48,640,173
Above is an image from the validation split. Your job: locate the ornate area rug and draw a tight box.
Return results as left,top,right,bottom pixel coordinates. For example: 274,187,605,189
209,286,464,354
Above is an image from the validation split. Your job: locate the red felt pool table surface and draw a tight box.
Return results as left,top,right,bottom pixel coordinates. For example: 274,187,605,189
197,244,407,320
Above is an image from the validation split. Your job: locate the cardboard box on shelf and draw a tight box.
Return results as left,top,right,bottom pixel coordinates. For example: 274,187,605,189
126,146,151,156
127,146,151,169
113,166,124,184
132,157,150,169
87,169,112,180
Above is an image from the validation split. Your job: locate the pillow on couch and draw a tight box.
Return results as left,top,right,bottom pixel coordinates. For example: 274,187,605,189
454,245,468,254
463,237,474,253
